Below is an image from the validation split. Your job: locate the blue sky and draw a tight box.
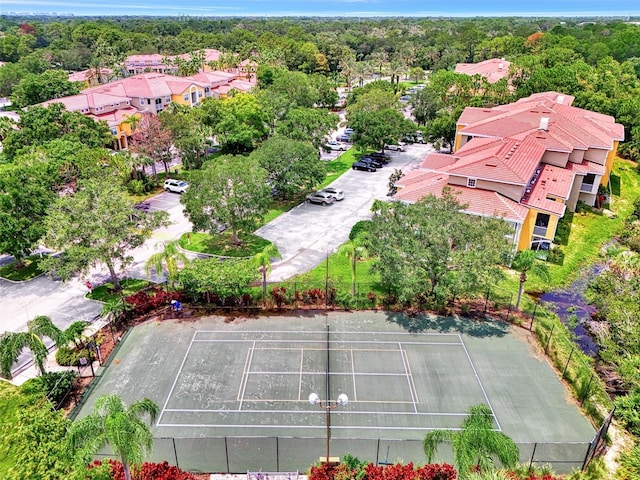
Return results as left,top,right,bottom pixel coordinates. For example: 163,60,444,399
2,0,639,17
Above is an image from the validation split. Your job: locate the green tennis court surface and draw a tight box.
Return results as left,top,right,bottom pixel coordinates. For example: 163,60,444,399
78,312,595,472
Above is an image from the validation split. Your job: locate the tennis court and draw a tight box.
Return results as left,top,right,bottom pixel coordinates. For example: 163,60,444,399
77,312,595,472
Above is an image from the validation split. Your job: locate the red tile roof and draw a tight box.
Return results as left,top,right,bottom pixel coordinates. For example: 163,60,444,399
396,178,529,223
84,73,208,99
88,106,139,127
444,136,546,185
459,94,624,151
520,164,569,216
455,58,511,83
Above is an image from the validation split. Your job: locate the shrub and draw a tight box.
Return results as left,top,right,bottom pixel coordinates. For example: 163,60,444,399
55,346,91,366
349,220,372,241
546,246,565,265
614,388,640,435
20,371,76,406
88,459,199,480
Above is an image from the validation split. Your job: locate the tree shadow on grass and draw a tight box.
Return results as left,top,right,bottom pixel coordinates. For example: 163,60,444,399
384,311,509,338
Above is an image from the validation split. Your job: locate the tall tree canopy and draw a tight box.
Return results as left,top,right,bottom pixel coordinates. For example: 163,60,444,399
249,136,325,199
40,177,168,291
181,155,270,245
367,189,511,304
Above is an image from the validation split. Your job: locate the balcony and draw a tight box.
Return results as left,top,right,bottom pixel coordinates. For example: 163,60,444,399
580,183,595,193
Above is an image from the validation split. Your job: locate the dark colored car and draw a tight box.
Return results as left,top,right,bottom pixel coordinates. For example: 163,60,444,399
359,156,384,169
352,161,377,172
367,151,390,163
337,134,352,143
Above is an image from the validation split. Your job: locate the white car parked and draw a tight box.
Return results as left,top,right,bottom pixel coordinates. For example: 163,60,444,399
384,142,407,152
164,179,189,194
325,141,347,151
320,187,345,201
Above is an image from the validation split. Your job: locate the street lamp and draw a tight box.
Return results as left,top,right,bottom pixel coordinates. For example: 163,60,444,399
309,392,348,464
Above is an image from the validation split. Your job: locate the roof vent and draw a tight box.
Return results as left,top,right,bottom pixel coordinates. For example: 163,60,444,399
539,117,549,131
498,62,504,71
557,95,565,104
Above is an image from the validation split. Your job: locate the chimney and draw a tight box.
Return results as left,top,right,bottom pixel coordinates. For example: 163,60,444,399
539,117,549,131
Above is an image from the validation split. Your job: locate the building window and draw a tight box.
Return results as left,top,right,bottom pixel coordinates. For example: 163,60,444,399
581,173,596,193
533,213,550,237
110,127,118,135
155,98,162,104
467,178,477,188
184,93,189,101
198,91,203,98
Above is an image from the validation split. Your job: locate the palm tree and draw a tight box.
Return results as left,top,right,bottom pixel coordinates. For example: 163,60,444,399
423,404,519,479
0,315,66,378
253,244,281,300
512,250,551,311
144,240,190,289
68,394,159,480
338,240,369,296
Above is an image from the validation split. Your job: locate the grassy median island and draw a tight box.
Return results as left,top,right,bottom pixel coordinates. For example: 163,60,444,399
179,231,272,257
0,254,47,282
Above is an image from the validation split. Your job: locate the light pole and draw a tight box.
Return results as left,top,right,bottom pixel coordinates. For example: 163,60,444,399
309,392,348,464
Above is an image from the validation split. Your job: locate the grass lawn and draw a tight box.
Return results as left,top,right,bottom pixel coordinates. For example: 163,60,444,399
179,231,273,257
88,278,153,303
0,254,46,281
0,382,23,476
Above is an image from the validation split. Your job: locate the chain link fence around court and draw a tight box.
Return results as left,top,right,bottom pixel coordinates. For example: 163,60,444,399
90,437,593,475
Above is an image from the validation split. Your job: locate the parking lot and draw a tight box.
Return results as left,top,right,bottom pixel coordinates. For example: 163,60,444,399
257,143,433,280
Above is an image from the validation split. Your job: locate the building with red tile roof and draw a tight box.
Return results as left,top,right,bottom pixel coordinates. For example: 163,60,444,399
455,58,511,84
395,92,624,252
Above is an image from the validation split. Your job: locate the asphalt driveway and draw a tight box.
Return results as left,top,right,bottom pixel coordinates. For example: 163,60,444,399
257,143,433,281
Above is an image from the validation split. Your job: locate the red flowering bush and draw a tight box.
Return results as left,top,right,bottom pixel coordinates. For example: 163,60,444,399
309,461,456,480
87,459,198,480
124,286,186,315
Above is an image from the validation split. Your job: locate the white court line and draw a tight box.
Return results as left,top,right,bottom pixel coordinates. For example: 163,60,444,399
350,349,357,402
193,339,462,347
157,422,465,431
459,335,502,431
297,348,303,401
236,345,253,402
158,332,197,424
237,341,256,411
399,343,418,413
162,407,470,415
244,371,411,376
192,329,462,337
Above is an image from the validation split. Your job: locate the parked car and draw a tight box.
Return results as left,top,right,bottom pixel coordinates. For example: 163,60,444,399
344,128,354,135
359,156,384,169
385,142,406,152
337,134,352,143
325,141,347,151
305,191,336,205
399,95,411,102
164,179,189,194
320,187,344,201
352,161,377,172
368,151,390,163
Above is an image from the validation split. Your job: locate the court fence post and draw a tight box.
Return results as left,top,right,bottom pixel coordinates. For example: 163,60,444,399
375,438,380,466
505,293,513,322
277,436,279,471
544,324,555,353
580,373,594,406
562,346,575,378
294,282,297,310
484,287,490,315
528,442,537,471
530,303,537,331
225,436,230,473
172,437,179,469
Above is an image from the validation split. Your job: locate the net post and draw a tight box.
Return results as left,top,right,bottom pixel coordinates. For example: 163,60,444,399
528,442,537,471
225,436,230,473
172,437,179,468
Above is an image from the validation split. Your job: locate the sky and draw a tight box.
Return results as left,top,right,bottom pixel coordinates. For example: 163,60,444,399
1,0,639,18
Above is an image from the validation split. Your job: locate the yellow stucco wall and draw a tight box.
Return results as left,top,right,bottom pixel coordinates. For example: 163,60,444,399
517,208,560,251
601,140,619,186
171,85,206,106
